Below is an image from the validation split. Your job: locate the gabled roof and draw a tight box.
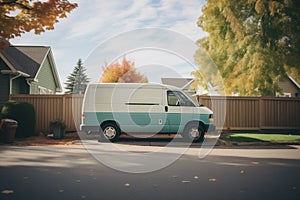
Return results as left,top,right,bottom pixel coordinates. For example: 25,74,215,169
161,78,194,90
0,45,62,92
288,75,300,89
0,45,49,78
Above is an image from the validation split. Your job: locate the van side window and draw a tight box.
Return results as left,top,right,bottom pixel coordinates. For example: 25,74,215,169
167,91,195,107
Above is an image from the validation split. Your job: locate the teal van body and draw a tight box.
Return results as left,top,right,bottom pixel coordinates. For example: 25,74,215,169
80,83,216,141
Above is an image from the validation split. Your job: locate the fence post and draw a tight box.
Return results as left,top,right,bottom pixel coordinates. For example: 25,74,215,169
259,97,262,130
62,95,66,123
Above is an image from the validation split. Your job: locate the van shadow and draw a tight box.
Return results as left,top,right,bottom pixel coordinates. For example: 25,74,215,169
78,133,297,149
116,134,219,148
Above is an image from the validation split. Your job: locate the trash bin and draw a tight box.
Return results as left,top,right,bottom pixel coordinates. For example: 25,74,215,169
1,119,18,143
52,126,65,139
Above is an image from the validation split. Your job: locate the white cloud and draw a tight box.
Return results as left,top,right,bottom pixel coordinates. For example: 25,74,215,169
10,0,207,89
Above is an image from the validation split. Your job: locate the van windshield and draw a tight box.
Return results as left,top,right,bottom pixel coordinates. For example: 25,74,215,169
167,91,199,107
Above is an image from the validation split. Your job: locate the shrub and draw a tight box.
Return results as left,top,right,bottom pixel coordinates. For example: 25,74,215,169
1,101,36,138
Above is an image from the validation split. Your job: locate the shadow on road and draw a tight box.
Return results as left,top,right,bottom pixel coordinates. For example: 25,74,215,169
78,133,298,149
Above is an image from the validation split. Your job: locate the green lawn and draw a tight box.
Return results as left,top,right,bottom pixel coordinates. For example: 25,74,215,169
228,133,300,143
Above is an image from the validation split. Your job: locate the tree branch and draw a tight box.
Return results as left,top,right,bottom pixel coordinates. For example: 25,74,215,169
0,0,31,10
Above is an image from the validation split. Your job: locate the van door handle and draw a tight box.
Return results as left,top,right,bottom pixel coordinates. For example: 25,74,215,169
165,106,168,112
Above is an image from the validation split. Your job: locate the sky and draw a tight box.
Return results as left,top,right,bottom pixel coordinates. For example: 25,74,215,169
11,0,207,89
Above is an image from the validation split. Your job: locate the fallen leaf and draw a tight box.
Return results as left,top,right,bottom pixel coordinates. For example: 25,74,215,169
240,170,245,174
1,190,14,195
124,183,130,187
209,178,217,182
194,176,199,179
181,180,191,183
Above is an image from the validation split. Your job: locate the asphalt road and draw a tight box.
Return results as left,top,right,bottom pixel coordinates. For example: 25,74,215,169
0,141,299,200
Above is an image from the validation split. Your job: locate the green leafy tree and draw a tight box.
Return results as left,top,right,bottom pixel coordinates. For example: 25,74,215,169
0,0,77,39
65,59,89,94
194,0,300,96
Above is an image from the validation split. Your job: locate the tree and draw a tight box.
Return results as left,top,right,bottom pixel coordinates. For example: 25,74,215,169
100,56,148,83
0,0,77,39
194,0,300,96
65,59,89,94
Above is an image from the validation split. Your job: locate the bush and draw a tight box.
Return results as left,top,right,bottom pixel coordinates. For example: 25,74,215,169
1,101,36,138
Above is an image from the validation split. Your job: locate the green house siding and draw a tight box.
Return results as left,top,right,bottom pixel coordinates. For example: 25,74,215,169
0,58,10,107
11,77,29,94
35,55,57,93
30,82,39,94
0,73,9,108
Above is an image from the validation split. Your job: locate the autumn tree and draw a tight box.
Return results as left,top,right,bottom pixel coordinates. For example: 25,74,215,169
0,0,77,39
100,57,148,83
194,0,300,96
65,59,89,94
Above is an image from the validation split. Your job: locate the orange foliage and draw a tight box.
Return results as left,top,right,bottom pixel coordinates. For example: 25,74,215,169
100,56,148,83
0,0,78,39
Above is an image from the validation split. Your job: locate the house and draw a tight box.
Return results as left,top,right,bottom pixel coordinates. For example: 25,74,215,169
0,44,62,107
277,75,300,97
161,78,196,96
161,77,220,96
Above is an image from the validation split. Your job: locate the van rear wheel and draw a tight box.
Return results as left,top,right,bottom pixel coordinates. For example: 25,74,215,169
100,122,120,142
183,122,204,143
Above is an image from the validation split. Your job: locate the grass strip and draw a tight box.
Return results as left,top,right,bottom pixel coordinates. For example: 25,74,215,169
228,133,300,143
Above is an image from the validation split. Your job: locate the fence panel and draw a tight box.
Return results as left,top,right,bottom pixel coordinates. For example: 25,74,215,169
198,96,300,131
10,94,84,132
260,97,300,129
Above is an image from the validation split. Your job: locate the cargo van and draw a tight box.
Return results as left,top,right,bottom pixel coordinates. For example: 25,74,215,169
80,83,216,142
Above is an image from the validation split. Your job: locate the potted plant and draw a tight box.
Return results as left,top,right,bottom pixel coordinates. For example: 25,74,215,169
50,119,66,139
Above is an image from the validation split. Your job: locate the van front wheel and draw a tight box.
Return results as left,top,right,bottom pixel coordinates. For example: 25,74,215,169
183,122,204,143
100,123,120,142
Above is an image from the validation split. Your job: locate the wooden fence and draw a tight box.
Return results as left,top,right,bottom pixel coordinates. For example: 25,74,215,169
198,96,300,131
10,94,83,132
9,94,300,132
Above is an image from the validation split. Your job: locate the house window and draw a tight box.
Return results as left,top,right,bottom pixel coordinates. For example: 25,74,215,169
38,86,53,94
276,92,291,97
284,93,292,97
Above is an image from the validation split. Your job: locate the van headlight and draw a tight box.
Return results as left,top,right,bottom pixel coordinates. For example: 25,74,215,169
208,114,214,122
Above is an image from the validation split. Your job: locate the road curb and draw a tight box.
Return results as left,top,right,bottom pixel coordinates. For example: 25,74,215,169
218,139,300,146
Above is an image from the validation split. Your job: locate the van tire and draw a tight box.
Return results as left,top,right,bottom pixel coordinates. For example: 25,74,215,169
183,122,204,143
99,122,120,142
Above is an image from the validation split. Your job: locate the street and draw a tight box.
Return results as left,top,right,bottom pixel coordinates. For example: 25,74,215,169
0,141,299,200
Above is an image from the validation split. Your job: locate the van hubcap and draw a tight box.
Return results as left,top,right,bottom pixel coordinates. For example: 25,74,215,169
189,128,200,139
103,126,116,139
